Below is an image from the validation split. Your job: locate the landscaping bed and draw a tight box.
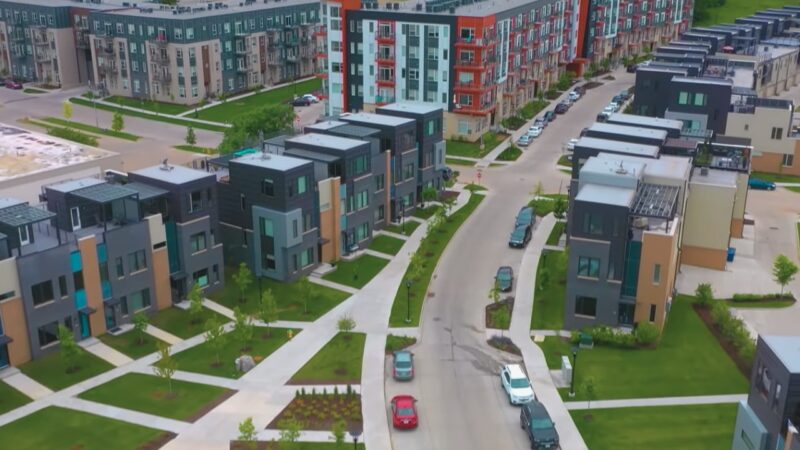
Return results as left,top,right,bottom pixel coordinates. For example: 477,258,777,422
446,132,509,158
267,390,362,431
501,115,527,130
323,254,389,289
232,443,365,450
487,336,521,355
693,303,753,378
726,293,796,308
545,90,564,100
531,249,567,330
557,154,572,167
520,99,550,120
289,332,365,384
464,183,486,192
368,234,405,255
149,307,229,339
385,334,417,353
42,117,140,141
485,298,513,330
383,220,420,236
23,88,45,94
79,373,234,422
98,330,164,359
18,348,113,391
583,81,603,90
528,193,567,217
174,144,216,155
412,205,441,219
496,145,522,162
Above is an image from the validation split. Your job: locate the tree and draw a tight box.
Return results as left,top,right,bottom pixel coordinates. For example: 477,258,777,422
232,262,253,304
600,58,612,73
58,324,81,373
337,314,356,335
278,418,303,450
204,317,226,366
634,322,660,346
132,313,149,345
330,419,346,448
153,342,177,393
773,254,799,297
185,126,197,146
238,417,257,449
218,104,294,154
533,181,544,198
421,186,438,206
299,277,314,314
111,111,124,132
583,377,597,410
695,282,714,308
553,197,567,220
442,196,456,219
233,307,255,352
488,279,501,304
187,281,205,324
258,288,279,337
407,250,425,283
62,101,73,121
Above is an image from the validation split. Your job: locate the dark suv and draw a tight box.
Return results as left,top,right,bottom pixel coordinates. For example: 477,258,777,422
520,400,560,449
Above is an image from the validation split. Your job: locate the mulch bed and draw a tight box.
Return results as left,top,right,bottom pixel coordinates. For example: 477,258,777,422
186,389,238,423
583,81,603,89
485,298,514,329
138,432,177,450
487,336,521,356
602,75,615,80
266,393,362,431
692,304,752,378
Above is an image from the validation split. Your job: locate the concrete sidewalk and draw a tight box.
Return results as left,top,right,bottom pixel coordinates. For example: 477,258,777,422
1,370,53,400
307,276,359,295
145,324,183,345
79,338,134,367
202,298,236,320
564,393,747,410
54,397,191,434
509,213,589,450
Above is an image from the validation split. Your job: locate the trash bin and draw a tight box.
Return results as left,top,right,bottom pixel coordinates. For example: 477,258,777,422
727,247,736,262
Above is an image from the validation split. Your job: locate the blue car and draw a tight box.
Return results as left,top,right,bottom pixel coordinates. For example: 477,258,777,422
392,350,414,381
748,178,776,191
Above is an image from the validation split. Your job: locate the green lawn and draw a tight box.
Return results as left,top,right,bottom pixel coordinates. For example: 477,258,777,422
531,250,567,330
465,183,487,192
197,78,322,124
519,99,550,120
384,220,420,236
98,331,164,359
69,97,228,133
23,88,45,94
496,145,522,161
412,205,441,219
446,132,509,158
546,221,566,246
173,327,294,379
557,154,572,167
290,332,365,384
538,297,749,400
208,271,350,320
0,381,31,414
79,373,230,421
18,348,114,391
385,334,417,353
389,194,484,326
323,255,389,289
368,234,406,255
751,171,800,184
786,186,800,194
0,407,167,450
529,193,567,217
446,157,478,167
42,117,141,141
571,403,738,450
694,0,790,26
233,443,365,450
174,144,217,155
105,96,190,115
149,307,229,340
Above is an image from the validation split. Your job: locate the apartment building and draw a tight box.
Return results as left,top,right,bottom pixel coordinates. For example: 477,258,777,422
88,0,321,104
732,336,800,450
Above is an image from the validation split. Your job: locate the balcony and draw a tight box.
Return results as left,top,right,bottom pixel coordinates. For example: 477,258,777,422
454,81,487,93
151,53,170,65
35,51,52,62
235,46,248,55
152,37,168,47
235,65,249,73
374,95,396,105
376,78,395,87
152,71,171,83
454,101,497,116
286,54,298,63
455,37,485,48
377,33,395,44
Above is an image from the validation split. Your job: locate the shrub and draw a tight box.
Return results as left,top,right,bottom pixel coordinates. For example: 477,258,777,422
634,322,660,346
731,293,794,302
695,283,714,307
47,127,98,146
572,326,637,348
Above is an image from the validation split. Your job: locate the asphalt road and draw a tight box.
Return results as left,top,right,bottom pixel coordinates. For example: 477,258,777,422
386,70,636,450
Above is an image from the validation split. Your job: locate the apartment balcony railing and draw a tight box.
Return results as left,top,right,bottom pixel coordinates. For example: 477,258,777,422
377,33,395,44
374,94,396,104
376,78,395,87
235,46,248,55
235,65,248,73
286,54,298,63
455,37,485,47
35,51,53,62
152,71,171,82
376,53,395,64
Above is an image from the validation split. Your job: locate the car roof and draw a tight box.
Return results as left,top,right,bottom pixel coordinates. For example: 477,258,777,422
394,351,412,361
523,399,550,418
504,363,527,378
513,224,529,232
392,395,415,407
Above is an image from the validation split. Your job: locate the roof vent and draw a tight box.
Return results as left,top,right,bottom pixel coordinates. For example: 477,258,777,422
159,158,174,171
615,161,629,175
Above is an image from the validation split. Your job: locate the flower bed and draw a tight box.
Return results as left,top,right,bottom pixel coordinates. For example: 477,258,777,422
267,389,362,431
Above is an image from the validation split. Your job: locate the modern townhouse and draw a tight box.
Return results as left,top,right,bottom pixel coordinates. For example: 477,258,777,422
88,0,322,104
732,336,800,450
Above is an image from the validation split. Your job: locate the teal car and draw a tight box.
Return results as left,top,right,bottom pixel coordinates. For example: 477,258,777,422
496,266,514,292
748,178,776,190
392,350,414,381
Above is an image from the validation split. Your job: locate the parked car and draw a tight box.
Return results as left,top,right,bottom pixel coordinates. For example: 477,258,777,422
442,166,454,181
608,101,621,111
515,206,535,228
748,178,776,190
543,111,556,122
390,395,418,429
626,64,638,73
602,105,616,115
392,350,414,381
566,138,579,151
520,400,560,449
509,224,532,248
301,93,320,103
579,127,589,136
5,80,22,89
500,363,535,405
596,112,610,122
534,118,547,129
612,94,625,104
573,85,586,95
291,97,311,107
554,102,570,114
495,266,514,292
618,89,631,101
517,135,532,147
528,125,543,138
568,90,581,101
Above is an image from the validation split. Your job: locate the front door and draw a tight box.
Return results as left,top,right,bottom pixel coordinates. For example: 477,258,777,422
79,313,91,339
70,206,81,231
0,344,9,368
618,302,635,326
104,304,117,330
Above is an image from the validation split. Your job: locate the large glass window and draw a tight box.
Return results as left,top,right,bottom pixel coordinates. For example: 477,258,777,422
260,217,276,270
31,280,55,306
261,178,274,196
355,190,369,210
193,269,209,287
582,214,603,235
127,250,147,272
693,93,706,106
574,296,597,317
128,288,151,311
350,154,369,175
577,257,600,278
190,232,207,253
37,321,59,347
375,174,385,191
189,190,203,212
677,91,689,105
297,176,307,194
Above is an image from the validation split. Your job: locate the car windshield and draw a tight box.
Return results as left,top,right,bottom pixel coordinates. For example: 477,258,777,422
510,378,529,389
395,361,411,369
397,407,415,416
531,418,553,430
512,229,525,238
497,271,511,281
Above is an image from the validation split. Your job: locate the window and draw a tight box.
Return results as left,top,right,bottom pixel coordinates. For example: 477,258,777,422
582,214,603,235
771,127,784,140
355,190,369,210
693,93,706,106
649,304,657,322
375,174,385,191
783,154,794,167
37,321,59,347
577,257,601,278
128,250,147,272
677,91,689,105
299,248,313,268
653,264,661,284
356,222,369,241
31,280,55,306
292,219,298,238
404,163,415,180
213,264,220,283
58,276,68,298
193,269,209,287
189,190,203,212
260,217,276,270
740,430,755,450
350,155,369,175
375,205,385,221
303,213,312,232
115,257,124,277
190,232,207,253
574,296,597,318
757,363,772,398
128,288,151,311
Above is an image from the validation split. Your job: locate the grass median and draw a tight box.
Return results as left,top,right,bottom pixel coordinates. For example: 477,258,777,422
42,117,140,141
323,254,389,289
389,194,484,327
69,97,228,133
197,78,321,124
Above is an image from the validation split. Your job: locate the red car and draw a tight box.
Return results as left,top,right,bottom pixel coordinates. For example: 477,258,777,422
5,80,22,89
390,395,418,429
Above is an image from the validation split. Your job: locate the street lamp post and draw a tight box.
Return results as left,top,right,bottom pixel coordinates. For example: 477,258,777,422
348,427,362,450
258,275,263,300
569,347,578,398
405,279,412,324
400,199,406,233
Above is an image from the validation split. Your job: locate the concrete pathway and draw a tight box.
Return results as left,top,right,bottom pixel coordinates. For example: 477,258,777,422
202,298,236,320
364,249,394,260
307,276,359,295
89,98,231,128
129,366,241,391
377,230,410,240
530,329,571,337
144,324,183,345
361,333,391,450
509,213,589,450
564,394,747,410
78,338,134,367
54,397,191,434
1,370,53,400
258,429,335,442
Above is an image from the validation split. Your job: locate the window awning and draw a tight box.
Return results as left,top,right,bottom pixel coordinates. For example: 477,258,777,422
0,203,55,228
71,183,138,204
78,306,97,315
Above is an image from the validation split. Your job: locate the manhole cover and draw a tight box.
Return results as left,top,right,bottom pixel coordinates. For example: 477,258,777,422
770,226,779,230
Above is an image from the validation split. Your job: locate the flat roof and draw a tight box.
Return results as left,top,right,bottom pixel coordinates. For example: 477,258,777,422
286,133,367,152
284,148,340,163
597,153,692,181
0,123,116,183
105,0,319,19
637,66,691,75
691,167,738,187
664,138,699,150
233,151,310,172
379,102,443,115
672,76,734,86
339,112,414,127
0,0,126,8
762,336,800,373
589,123,669,141
581,156,645,181
330,124,380,138
305,120,350,132
577,137,661,158
132,164,212,184
0,198,24,210
607,113,683,130
124,182,168,201
47,177,104,194
575,183,636,208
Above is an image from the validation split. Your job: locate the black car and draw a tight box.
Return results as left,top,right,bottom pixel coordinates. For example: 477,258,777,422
596,112,609,122
543,111,556,122
626,64,638,73
509,224,532,248
554,103,569,114
291,97,311,107
612,94,625,104
520,400,559,450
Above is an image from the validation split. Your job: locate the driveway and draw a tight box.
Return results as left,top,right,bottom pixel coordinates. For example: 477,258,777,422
387,69,634,450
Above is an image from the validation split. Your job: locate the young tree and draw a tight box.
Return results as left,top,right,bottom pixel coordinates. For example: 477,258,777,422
442,196,456,219
298,277,314,314
258,288,279,337
407,250,425,284
153,342,177,393
330,419,346,448
238,417,257,449
233,307,255,352
695,282,714,308
185,126,197,146
553,197,567,220
204,317,226,366
533,181,544,198
58,324,81,373
583,377,597,410
278,418,303,449
488,279,501,304
187,281,205,324
232,262,253,304
421,186,438,207
111,111,124,132
132,313,149,345
62,101,73,121
337,314,356,337
218,104,295,154
537,267,551,292
773,254,798,297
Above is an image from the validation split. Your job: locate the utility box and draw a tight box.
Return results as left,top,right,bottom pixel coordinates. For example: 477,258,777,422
561,356,572,385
